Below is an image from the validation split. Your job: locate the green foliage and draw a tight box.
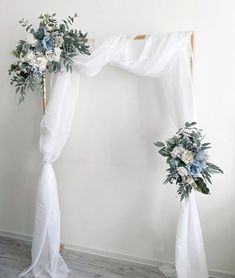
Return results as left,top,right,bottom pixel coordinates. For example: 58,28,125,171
177,183,192,201
194,177,210,194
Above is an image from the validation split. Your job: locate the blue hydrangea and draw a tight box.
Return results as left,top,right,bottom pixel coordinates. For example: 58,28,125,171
42,36,55,50
195,150,208,170
198,159,207,169
196,150,208,161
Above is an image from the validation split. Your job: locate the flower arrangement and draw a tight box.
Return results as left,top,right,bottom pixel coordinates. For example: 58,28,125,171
154,122,223,201
9,13,90,103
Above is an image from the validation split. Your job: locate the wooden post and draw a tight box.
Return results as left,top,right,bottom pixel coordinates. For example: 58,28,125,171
42,74,47,114
134,34,146,40
191,32,196,77
60,244,64,253
191,32,196,58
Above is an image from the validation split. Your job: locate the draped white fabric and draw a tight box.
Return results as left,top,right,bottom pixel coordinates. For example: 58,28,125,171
19,32,208,278
19,73,79,278
175,192,209,278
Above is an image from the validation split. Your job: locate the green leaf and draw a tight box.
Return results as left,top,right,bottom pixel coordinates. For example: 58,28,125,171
202,143,210,146
207,162,223,174
166,136,177,146
195,177,210,194
154,142,165,147
158,149,170,157
185,122,191,128
26,24,32,31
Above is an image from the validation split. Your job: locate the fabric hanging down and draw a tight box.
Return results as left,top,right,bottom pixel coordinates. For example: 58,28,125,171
19,32,209,278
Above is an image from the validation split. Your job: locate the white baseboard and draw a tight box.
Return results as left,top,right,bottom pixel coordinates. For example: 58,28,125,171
0,229,32,242
0,229,234,278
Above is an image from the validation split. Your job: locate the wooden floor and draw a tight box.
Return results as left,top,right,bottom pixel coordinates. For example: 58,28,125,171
0,236,166,278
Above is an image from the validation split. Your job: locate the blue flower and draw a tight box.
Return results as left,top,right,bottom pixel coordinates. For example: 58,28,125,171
34,41,44,53
32,67,44,78
196,150,208,161
42,36,55,50
194,150,208,170
198,159,207,169
187,162,201,177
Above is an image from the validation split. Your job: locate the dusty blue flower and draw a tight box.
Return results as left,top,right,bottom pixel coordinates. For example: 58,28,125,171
196,150,209,161
187,163,201,177
197,159,207,169
32,67,44,78
34,41,44,53
42,36,55,50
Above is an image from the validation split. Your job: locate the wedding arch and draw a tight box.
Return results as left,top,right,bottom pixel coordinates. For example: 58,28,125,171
19,32,209,278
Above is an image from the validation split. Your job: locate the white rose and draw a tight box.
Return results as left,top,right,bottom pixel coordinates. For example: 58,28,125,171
177,167,188,177
181,150,194,164
54,47,61,57
26,33,37,46
25,51,36,63
45,50,55,62
31,56,48,71
171,146,184,158
53,47,62,62
45,49,61,62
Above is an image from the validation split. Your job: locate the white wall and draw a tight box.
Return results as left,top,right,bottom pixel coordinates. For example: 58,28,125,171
0,0,235,275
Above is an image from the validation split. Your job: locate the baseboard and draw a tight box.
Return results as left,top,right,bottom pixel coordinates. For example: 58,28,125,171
0,229,234,278
0,229,32,242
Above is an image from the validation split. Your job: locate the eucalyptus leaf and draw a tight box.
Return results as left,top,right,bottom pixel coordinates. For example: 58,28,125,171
154,142,165,147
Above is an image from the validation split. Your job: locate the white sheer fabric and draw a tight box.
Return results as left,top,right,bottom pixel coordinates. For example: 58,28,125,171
19,73,79,278
159,48,209,278
176,192,209,278
19,32,208,278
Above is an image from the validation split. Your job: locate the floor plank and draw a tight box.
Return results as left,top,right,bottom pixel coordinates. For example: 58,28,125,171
0,236,165,278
